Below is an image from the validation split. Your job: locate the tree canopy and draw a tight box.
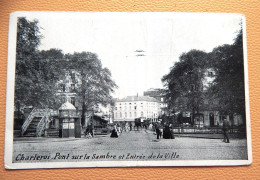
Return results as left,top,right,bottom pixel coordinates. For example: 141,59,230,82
15,17,117,115
209,29,245,121
15,17,60,109
162,50,208,118
162,28,246,124
58,52,118,125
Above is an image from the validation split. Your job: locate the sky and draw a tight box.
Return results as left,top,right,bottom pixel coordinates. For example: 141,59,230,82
24,12,242,98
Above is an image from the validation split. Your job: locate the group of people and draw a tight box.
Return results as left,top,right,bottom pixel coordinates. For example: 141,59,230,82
110,123,132,138
154,118,230,143
109,118,231,143
154,122,175,140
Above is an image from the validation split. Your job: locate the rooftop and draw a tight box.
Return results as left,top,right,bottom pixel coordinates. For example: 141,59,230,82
116,96,160,103
59,102,76,110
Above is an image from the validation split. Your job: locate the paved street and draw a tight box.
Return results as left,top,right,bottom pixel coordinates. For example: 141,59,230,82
13,129,248,163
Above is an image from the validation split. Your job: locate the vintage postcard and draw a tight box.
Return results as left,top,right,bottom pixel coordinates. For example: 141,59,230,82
5,12,252,169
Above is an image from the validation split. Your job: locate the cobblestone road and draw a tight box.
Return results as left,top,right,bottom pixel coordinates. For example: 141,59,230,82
13,129,248,163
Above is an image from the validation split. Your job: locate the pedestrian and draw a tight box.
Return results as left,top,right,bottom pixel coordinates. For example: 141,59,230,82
118,125,122,134
125,122,129,133
169,123,175,139
163,124,172,139
90,124,94,137
110,126,118,138
223,118,230,143
85,125,92,138
155,124,161,139
84,127,89,137
159,123,163,138
130,123,132,131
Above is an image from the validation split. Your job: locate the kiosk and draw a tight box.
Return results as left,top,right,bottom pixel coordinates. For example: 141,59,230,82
58,102,81,138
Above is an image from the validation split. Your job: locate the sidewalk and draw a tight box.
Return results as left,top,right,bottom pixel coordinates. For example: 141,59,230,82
145,129,244,139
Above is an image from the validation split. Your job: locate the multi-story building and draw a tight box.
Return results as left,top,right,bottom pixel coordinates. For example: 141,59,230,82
56,70,81,108
143,88,168,114
113,96,162,123
143,88,164,102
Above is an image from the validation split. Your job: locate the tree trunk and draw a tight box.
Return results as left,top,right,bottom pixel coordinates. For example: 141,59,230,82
81,95,86,127
192,107,195,127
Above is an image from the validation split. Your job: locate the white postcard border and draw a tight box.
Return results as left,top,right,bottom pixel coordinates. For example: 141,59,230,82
4,12,252,169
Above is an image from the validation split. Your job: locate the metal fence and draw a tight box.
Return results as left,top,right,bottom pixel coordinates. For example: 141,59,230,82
172,127,243,134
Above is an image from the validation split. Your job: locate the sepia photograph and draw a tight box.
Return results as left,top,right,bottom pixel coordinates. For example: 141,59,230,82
5,12,251,169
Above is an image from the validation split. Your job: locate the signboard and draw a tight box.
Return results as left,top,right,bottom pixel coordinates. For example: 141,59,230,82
69,122,74,129
62,123,69,129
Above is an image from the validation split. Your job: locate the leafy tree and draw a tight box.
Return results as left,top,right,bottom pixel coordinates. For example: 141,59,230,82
162,50,208,125
209,29,245,124
162,27,245,127
15,18,60,110
59,52,118,126
39,48,64,60
16,17,42,60
15,18,117,131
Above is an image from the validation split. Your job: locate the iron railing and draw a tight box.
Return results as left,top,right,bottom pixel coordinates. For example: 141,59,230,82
21,108,50,136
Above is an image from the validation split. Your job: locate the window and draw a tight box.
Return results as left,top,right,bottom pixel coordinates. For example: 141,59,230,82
71,84,75,91
70,97,75,106
190,84,195,91
60,84,66,92
120,112,122,118
134,112,137,117
125,112,127,118
208,71,213,76
62,96,66,103
130,112,132,117
141,111,143,117
71,73,76,81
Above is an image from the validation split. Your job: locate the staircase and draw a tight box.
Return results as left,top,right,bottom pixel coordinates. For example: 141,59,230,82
21,108,51,137
47,127,59,137
23,117,42,137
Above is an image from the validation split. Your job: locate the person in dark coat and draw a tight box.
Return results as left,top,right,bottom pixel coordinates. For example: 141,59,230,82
155,124,161,139
110,126,118,138
163,124,171,139
223,118,230,143
90,125,94,137
130,123,132,131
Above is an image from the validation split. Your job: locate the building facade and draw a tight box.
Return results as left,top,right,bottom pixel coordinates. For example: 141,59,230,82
143,88,168,114
113,96,162,123
56,70,81,108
